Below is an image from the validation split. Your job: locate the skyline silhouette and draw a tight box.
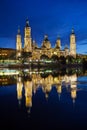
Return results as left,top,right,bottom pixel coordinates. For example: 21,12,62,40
0,0,87,54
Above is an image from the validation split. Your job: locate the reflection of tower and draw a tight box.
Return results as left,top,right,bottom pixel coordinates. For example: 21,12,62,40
17,76,23,106
64,75,70,83
24,19,32,52
71,88,77,104
70,74,77,103
45,84,52,99
16,27,22,57
24,80,32,113
56,84,62,100
43,75,52,99
70,29,76,58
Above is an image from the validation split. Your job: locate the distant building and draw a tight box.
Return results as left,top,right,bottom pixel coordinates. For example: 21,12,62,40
0,48,16,59
16,19,76,59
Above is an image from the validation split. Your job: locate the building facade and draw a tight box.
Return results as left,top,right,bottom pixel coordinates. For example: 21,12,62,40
16,19,76,59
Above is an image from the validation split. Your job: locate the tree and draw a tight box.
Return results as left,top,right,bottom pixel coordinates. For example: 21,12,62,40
51,54,59,62
40,54,49,60
59,56,66,65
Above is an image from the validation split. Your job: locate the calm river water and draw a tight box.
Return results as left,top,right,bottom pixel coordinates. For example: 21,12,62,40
0,68,87,129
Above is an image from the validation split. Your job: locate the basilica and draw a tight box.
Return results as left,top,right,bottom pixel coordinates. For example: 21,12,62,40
16,19,76,59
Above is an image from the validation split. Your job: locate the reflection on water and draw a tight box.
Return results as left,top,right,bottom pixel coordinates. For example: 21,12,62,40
0,68,87,129
16,73,78,113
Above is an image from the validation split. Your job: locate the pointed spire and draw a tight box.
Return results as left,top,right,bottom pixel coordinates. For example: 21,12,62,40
65,44,68,49
71,28,75,34
18,26,20,35
44,35,48,41
44,35,48,39
57,35,60,40
26,18,29,27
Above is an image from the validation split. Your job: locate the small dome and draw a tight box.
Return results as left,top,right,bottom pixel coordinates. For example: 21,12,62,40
55,46,60,49
64,44,69,50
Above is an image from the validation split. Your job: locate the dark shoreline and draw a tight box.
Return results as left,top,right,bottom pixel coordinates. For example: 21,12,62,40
0,64,83,70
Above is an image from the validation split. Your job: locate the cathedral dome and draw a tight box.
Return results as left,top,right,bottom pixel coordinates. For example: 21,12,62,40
42,35,51,49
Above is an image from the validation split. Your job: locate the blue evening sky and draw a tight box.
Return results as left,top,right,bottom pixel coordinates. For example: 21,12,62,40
0,0,87,54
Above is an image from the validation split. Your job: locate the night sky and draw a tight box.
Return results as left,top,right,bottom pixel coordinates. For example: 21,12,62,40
0,0,87,54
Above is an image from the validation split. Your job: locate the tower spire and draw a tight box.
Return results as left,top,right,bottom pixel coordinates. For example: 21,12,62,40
16,25,22,57
57,35,60,39
26,18,29,27
70,28,76,58
71,28,75,34
18,26,20,35
44,35,48,41
65,44,68,49
56,35,61,49
24,18,32,52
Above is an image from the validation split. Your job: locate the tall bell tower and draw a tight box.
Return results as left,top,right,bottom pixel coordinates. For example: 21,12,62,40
70,29,76,58
16,27,22,57
55,36,61,49
24,19,32,52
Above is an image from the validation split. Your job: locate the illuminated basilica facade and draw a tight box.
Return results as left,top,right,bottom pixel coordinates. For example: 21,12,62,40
16,19,76,59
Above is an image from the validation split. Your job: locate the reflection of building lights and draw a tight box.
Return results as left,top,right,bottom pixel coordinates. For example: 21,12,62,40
56,85,62,100
0,69,19,75
71,88,77,104
17,76,23,106
15,72,78,113
24,81,32,111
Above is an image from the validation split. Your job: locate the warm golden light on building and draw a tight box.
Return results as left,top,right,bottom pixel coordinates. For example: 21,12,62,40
16,19,76,59
24,19,32,52
56,36,61,50
42,35,51,49
16,27,22,57
70,29,76,58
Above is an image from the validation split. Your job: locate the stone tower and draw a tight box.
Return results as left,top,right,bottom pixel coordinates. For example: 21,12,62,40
24,19,32,52
16,27,22,57
70,29,76,58
55,36,61,49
